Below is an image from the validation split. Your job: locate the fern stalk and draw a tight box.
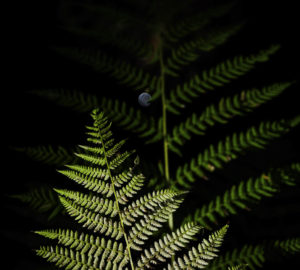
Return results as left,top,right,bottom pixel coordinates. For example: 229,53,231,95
159,43,174,232
97,120,135,270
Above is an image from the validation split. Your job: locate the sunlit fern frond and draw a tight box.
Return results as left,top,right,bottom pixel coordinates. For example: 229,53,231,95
10,186,64,221
185,163,300,229
35,229,127,267
136,222,203,269
166,45,280,114
34,110,229,269
165,225,229,270
168,82,294,154
175,118,299,187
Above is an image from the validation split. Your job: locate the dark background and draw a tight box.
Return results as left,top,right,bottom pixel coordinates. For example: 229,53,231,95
3,0,300,269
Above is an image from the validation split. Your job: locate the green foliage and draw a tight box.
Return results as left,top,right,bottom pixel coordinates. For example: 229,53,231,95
185,163,300,229
13,145,79,166
166,45,281,113
11,186,64,221
168,82,294,152
34,110,228,269
209,237,300,270
11,0,300,269
175,119,295,186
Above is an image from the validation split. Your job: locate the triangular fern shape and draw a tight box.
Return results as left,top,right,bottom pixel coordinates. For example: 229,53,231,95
34,110,229,269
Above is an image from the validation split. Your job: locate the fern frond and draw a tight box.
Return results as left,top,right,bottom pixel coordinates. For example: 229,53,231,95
62,25,150,59
166,45,280,114
128,197,183,251
122,189,182,226
187,169,296,229
54,189,118,217
13,145,79,166
208,244,265,270
30,89,161,142
167,225,229,269
35,229,126,267
227,265,248,270
29,88,98,113
136,222,203,269
11,186,63,220
34,110,231,269
59,196,124,239
273,238,300,255
57,169,114,196
36,244,128,270
164,1,237,43
175,119,295,187
54,47,159,91
165,23,244,76
115,173,145,204
210,237,300,270
169,82,294,153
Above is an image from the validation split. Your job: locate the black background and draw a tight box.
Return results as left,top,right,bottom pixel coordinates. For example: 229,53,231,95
3,0,300,269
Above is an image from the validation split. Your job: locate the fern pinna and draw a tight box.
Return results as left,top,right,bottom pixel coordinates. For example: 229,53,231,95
34,110,230,270
12,0,300,269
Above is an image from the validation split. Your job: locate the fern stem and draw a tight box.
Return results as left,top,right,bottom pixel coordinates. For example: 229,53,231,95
98,129,135,270
159,44,174,231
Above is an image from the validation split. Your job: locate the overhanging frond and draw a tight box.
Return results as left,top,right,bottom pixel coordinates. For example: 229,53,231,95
186,163,300,229
166,45,280,114
175,119,297,187
53,47,160,91
168,82,294,154
165,23,244,77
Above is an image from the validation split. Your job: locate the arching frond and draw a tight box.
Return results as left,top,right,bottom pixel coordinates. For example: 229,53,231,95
36,244,128,270
175,119,297,187
186,164,300,229
273,238,300,255
54,189,118,217
29,89,161,142
165,23,244,77
164,1,237,43
136,222,203,269
168,82,294,154
209,237,300,270
62,25,150,59
208,244,265,270
166,225,229,269
35,228,127,269
128,197,183,251
122,189,182,226
11,186,64,221
53,47,159,91
227,265,248,270
13,145,79,166
167,45,280,114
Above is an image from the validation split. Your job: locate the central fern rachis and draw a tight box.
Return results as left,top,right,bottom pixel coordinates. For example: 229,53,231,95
34,110,229,269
